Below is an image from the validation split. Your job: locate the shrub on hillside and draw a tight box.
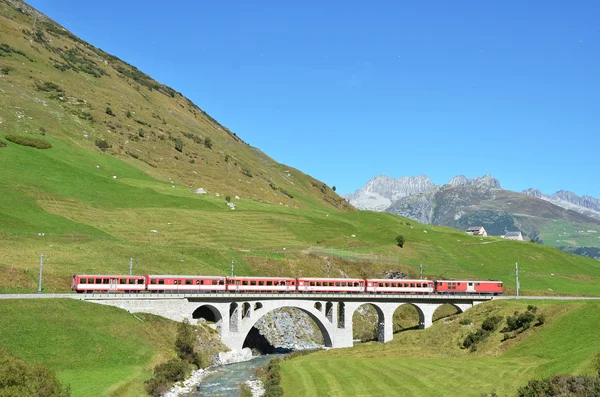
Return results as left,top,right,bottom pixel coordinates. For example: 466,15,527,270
174,138,183,153
396,235,405,248
204,137,212,149
463,329,489,351
5,135,52,149
0,140,6,148
504,311,536,332
144,358,190,397
515,374,600,397
459,318,473,325
95,139,111,152
105,107,115,116
0,348,71,397
138,128,145,137
481,316,503,332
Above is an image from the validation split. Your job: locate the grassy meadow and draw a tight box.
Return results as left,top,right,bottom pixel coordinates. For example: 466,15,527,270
1,136,600,296
281,300,600,397
0,299,180,396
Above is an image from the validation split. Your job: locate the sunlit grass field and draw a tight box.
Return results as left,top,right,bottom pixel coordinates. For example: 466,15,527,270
0,299,178,397
281,300,600,397
1,138,600,296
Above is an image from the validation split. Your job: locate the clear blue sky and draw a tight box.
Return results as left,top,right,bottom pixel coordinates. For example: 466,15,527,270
29,0,600,197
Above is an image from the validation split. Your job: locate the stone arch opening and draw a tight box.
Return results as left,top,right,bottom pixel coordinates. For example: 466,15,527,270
394,303,426,330
192,304,222,324
254,302,263,311
352,303,385,343
242,302,251,319
325,302,333,322
432,303,462,324
392,303,422,333
229,302,239,332
241,306,332,353
314,302,322,312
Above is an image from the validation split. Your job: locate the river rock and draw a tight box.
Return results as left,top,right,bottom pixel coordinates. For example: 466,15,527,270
212,347,253,366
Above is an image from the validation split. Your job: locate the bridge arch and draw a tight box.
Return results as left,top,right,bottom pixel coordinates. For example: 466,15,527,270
431,303,463,322
192,304,222,324
352,303,386,342
238,304,333,349
393,302,427,329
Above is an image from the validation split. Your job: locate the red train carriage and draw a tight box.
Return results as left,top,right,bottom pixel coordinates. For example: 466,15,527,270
226,277,296,293
72,274,146,293
297,277,365,293
434,280,503,295
365,279,434,294
146,275,227,292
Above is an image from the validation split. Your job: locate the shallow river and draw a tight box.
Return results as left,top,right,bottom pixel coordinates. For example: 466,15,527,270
192,354,283,397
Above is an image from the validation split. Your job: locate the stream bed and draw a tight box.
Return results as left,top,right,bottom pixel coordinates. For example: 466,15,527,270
192,354,284,397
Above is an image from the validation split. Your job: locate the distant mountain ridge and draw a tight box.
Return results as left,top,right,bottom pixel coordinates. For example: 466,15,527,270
345,174,600,254
522,188,600,221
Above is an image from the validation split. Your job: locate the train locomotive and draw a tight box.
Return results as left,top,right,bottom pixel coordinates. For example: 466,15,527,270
72,274,503,295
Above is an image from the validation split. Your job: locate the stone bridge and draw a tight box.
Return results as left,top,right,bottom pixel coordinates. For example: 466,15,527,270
77,293,491,349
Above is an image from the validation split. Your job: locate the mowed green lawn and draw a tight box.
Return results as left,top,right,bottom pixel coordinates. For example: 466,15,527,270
0,299,178,397
280,300,600,397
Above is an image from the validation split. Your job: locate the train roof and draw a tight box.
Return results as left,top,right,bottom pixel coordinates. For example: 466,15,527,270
146,275,226,278
75,274,144,277
297,277,364,281
368,279,432,282
434,280,503,283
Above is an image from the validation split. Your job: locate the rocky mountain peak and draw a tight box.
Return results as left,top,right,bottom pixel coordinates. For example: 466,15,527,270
447,174,501,189
522,188,543,198
344,174,435,211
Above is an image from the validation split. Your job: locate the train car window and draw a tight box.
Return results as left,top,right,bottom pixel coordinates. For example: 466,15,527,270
280,281,286,286
80,278,87,284
259,281,264,286
316,282,322,287
410,283,415,288
196,280,201,285
310,282,315,286
497,283,502,287
335,282,340,287
212,280,218,285
95,278,101,284
158,279,164,285
476,283,480,286
103,279,109,284
186,280,193,285
127,279,134,284
341,282,347,287
151,279,157,284
267,281,273,286
250,281,257,286
242,281,248,286
119,279,125,284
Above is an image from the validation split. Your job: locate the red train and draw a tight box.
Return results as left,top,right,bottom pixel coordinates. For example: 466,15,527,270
72,274,503,295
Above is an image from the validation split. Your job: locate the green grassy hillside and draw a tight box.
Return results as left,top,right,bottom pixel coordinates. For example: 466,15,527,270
0,299,179,396
1,136,600,294
1,1,599,297
280,300,600,397
0,0,350,213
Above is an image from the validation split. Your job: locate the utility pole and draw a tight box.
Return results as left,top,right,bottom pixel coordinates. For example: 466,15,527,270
515,262,519,297
129,257,133,276
420,264,423,280
38,254,43,294
231,260,235,277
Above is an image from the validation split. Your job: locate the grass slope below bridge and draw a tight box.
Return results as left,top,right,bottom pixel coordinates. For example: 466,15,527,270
280,300,600,397
0,299,178,397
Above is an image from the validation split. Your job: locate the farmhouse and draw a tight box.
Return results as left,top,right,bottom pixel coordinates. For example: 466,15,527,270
466,226,488,237
503,231,524,241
